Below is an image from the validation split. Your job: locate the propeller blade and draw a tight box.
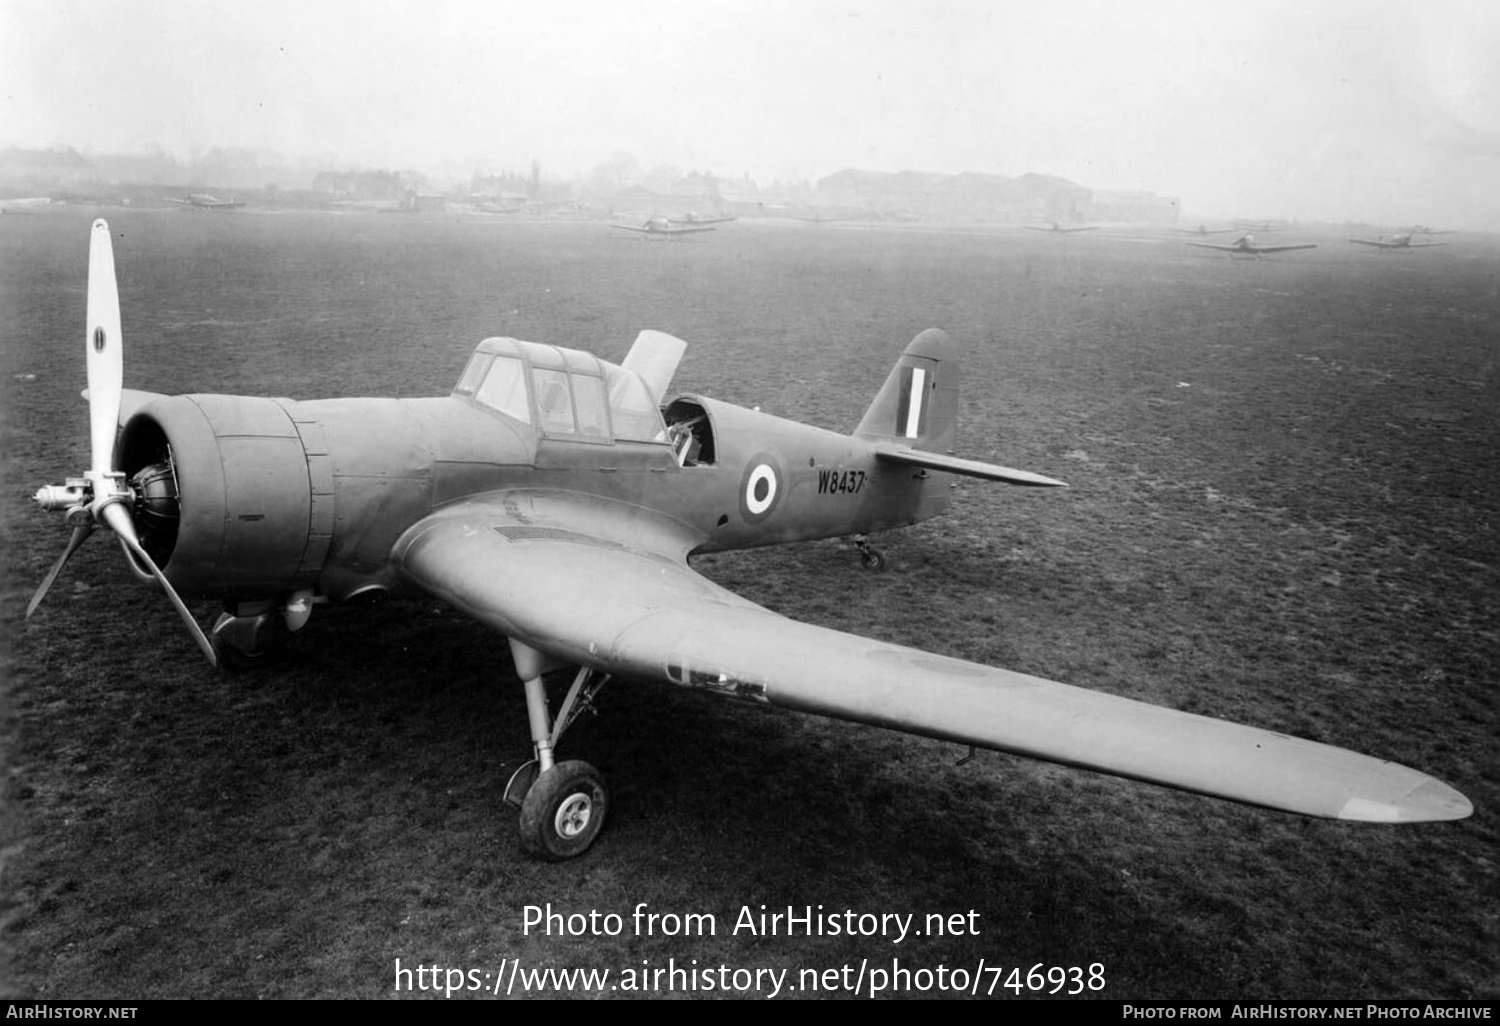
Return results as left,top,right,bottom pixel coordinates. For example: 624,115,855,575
99,501,218,668
86,219,124,477
25,521,95,618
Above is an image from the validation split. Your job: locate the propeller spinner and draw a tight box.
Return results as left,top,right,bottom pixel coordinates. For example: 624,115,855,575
28,219,217,667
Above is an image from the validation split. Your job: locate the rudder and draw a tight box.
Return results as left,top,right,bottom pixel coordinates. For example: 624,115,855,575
854,328,959,452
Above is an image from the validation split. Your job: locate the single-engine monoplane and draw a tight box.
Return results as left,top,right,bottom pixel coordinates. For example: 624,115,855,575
668,212,737,226
1401,225,1456,237
1187,233,1317,259
1348,232,1447,252
1170,224,1239,236
166,193,244,210
610,216,716,238
28,221,1471,860
1024,221,1098,234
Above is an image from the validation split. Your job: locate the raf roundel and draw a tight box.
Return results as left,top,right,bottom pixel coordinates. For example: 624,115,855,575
739,455,782,522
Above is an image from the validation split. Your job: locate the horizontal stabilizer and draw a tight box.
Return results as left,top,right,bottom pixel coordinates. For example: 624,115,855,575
876,445,1066,487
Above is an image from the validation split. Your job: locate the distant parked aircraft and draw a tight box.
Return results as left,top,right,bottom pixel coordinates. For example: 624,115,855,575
1024,221,1098,234
1187,233,1317,259
789,211,848,224
0,196,51,213
611,216,716,238
471,199,526,215
167,194,244,210
1234,219,1290,232
1171,224,1239,236
1348,232,1446,252
669,212,737,226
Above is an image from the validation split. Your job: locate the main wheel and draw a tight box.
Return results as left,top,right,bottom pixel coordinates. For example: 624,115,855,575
519,761,608,860
860,547,886,571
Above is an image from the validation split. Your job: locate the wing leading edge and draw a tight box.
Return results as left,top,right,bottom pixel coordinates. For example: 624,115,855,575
395,500,1471,825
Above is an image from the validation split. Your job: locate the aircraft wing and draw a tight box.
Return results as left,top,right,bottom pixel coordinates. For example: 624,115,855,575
611,223,714,235
394,498,1471,823
1349,239,1443,249
1250,243,1316,253
1185,242,1237,251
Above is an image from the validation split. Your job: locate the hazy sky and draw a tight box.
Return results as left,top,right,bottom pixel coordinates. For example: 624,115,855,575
4,0,1498,226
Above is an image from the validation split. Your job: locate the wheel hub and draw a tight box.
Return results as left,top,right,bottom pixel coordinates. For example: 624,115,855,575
554,793,593,838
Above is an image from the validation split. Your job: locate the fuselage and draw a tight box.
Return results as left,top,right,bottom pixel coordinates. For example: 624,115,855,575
115,345,952,609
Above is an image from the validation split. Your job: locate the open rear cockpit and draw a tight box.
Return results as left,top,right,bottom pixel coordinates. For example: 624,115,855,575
663,398,716,466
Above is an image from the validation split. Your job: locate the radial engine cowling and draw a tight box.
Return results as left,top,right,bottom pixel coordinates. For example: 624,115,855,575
117,395,328,601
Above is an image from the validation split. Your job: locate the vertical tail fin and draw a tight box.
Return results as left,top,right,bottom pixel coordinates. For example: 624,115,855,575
854,328,959,452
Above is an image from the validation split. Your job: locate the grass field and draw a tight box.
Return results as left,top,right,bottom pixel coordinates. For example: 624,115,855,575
1,208,1495,1000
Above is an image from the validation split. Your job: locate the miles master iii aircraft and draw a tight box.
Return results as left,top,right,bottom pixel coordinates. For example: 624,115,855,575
28,221,1471,859
1024,221,1099,234
1186,232,1317,259
166,193,245,210
1348,232,1447,252
610,216,716,238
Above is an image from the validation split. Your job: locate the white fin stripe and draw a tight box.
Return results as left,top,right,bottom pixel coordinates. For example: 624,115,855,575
903,367,926,438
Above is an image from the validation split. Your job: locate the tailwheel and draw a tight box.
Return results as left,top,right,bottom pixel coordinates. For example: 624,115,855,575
519,760,608,861
853,534,886,571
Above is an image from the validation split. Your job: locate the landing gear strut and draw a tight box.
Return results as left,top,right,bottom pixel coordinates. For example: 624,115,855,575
507,642,613,860
853,534,886,571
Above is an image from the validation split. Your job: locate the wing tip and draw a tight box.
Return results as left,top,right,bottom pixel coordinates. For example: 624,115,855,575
1338,779,1473,824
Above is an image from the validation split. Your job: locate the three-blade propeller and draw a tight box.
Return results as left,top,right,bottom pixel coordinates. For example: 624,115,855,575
28,219,217,667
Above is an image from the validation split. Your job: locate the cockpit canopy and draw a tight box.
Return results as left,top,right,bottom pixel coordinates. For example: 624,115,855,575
452,337,667,444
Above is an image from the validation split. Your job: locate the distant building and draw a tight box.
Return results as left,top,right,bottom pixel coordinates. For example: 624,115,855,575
0,146,95,196
717,174,763,217
813,167,1093,223
312,170,414,201
1004,172,1091,223
1089,189,1180,224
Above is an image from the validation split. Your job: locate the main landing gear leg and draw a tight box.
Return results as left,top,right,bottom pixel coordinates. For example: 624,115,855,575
506,640,612,860
852,534,886,571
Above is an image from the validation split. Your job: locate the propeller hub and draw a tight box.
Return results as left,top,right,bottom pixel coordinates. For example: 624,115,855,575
34,479,91,512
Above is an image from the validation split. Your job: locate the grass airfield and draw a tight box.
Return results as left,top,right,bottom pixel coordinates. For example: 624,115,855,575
1,208,1495,1000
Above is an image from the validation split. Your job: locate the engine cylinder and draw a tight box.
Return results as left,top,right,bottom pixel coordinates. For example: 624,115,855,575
118,395,320,601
